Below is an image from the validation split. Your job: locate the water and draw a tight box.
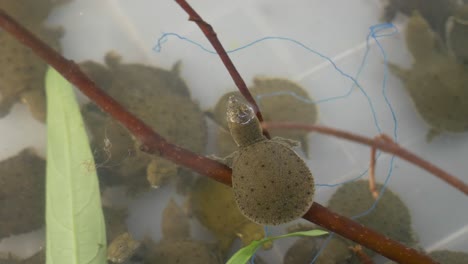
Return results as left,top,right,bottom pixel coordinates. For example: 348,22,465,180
1,0,468,263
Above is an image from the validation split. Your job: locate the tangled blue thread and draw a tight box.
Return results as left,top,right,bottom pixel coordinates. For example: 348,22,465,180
310,23,398,264
152,22,400,264
154,33,383,133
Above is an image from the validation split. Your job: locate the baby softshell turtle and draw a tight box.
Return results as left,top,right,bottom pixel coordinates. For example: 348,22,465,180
80,53,207,194
389,11,468,140
220,96,315,225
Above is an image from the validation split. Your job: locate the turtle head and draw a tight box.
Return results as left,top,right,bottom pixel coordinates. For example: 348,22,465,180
226,96,265,147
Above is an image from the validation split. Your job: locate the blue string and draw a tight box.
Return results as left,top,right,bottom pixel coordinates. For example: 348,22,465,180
309,23,399,264
154,33,383,132
152,22,400,263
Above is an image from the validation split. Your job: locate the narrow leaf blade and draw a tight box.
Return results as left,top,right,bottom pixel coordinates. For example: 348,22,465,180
226,240,263,264
45,67,106,264
227,229,328,264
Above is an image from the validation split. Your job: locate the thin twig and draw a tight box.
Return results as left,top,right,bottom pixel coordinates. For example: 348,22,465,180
174,0,270,138
305,203,436,263
369,145,379,199
349,245,375,264
0,8,232,186
0,8,438,264
263,122,468,196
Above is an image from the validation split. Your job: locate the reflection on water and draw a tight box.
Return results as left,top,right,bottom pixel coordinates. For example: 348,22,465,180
1,0,468,263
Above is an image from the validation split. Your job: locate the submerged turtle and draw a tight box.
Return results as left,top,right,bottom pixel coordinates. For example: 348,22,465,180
328,180,417,248
0,0,68,28
0,25,62,122
0,149,45,238
446,4,468,64
218,96,314,225
107,199,222,264
295,180,417,263
187,177,270,255
80,53,207,194
382,0,459,38
389,11,468,141
210,77,318,157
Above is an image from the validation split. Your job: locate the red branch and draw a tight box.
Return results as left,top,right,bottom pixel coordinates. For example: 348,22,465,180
306,204,436,263
174,0,270,138
0,8,231,186
0,8,440,264
263,122,468,196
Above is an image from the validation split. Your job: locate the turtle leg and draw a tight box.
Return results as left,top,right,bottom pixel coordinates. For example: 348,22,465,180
388,62,410,81
0,96,16,118
21,89,46,123
237,223,271,249
426,128,441,142
271,137,300,148
208,151,238,168
146,157,178,188
299,137,310,158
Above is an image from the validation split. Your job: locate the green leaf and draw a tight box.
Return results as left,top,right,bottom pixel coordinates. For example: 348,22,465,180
45,67,107,264
227,229,328,264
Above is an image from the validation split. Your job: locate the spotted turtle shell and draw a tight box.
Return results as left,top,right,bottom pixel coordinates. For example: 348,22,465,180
232,140,314,225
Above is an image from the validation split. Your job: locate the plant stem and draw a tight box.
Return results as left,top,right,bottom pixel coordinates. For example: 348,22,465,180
0,8,232,186
174,0,270,139
306,203,436,263
263,122,468,196
0,7,439,264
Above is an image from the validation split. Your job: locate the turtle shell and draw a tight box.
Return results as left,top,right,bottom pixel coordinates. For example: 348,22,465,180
389,12,468,137
0,25,62,122
0,149,45,238
327,180,416,246
232,140,315,225
79,55,207,192
398,55,468,134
